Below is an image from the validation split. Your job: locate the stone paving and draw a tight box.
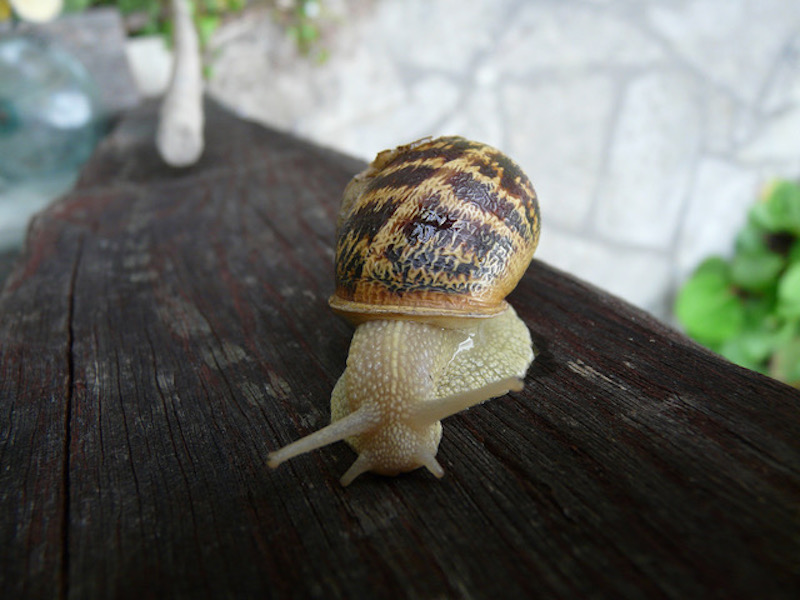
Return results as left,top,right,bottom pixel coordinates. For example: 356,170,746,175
208,0,800,319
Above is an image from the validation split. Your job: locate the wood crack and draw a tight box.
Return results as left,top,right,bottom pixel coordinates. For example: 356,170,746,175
60,235,83,600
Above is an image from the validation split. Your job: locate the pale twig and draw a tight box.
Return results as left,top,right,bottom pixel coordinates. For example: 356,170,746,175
156,0,204,167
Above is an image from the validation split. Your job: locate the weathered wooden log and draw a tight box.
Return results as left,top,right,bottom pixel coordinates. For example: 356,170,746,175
1,99,798,600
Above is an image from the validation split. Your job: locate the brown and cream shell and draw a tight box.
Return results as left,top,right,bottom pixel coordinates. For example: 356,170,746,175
329,136,541,321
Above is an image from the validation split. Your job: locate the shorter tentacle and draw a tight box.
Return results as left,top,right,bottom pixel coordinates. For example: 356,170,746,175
417,452,445,479
339,453,374,486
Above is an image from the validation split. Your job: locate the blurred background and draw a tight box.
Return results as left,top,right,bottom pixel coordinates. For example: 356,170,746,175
2,0,800,382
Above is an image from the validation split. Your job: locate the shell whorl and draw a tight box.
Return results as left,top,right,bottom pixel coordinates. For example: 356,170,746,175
330,136,541,321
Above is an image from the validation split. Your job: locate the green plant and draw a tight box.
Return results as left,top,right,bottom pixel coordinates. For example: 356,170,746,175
58,1,329,59
69,0,246,43
273,0,329,62
675,180,800,387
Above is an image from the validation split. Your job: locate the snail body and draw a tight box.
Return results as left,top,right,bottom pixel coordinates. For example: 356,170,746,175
268,137,541,485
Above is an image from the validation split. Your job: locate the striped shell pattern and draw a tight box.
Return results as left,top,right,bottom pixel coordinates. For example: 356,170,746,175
329,136,541,320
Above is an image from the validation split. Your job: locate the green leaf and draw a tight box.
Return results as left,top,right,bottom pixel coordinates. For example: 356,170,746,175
742,293,776,325
298,22,319,43
735,221,769,254
777,262,800,319
775,320,800,348
749,201,774,231
718,337,767,373
730,250,784,293
789,239,800,265
743,328,779,363
718,299,783,370
675,258,745,345
693,256,729,279
770,338,800,387
755,180,800,235
196,14,220,47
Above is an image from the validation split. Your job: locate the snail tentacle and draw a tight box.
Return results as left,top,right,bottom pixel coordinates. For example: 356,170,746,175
408,377,525,429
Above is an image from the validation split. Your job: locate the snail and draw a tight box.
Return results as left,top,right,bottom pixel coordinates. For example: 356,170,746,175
268,136,541,485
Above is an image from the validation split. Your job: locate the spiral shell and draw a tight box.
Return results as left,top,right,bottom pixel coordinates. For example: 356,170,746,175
329,136,541,321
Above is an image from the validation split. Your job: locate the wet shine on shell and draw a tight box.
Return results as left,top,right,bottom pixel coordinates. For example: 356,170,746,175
329,136,541,321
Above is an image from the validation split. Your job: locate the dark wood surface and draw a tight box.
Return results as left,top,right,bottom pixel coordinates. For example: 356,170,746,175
1,99,799,600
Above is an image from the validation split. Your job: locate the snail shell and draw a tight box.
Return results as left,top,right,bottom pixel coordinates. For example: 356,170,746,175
330,136,541,322
268,136,540,485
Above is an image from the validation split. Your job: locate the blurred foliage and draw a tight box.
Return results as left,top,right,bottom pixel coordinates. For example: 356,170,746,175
675,180,800,387
62,0,246,46
273,0,328,62
2,1,329,59
60,1,325,57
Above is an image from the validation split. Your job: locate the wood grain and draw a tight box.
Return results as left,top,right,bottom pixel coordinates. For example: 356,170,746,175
1,100,798,599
